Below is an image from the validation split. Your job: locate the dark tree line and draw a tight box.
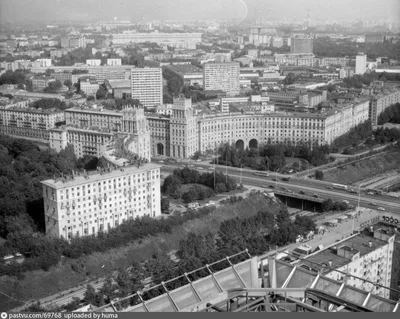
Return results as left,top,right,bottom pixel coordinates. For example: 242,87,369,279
378,103,400,125
162,167,237,201
30,98,72,111
331,120,373,151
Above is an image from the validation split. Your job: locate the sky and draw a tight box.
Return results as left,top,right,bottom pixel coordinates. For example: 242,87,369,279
0,0,399,24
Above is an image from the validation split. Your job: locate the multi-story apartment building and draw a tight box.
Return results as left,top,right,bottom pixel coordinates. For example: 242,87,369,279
146,114,171,157
107,59,122,66
369,88,400,125
290,37,314,54
53,105,151,161
112,32,202,49
32,76,55,91
131,67,163,107
318,57,350,67
50,126,114,158
0,107,65,140
275,54,316,67
356,53,367,75
79,76,99,96
61,35,86,49
86,59,101,67
30,65,133,83
41,163,161,239
299,227,395,300
203,62,240,96
266,89,328,107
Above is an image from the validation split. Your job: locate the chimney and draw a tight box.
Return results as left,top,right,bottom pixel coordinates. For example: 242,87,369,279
328,260,332,267
369,241,372,247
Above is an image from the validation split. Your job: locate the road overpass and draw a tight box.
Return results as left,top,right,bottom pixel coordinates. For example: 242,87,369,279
160,163,400,214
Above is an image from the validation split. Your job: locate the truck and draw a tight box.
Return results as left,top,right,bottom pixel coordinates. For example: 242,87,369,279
281,177,291,182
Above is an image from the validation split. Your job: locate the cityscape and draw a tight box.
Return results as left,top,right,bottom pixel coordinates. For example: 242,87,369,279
1,0,400,313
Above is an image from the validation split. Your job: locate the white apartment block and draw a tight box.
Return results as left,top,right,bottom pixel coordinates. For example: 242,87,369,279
79,77,99,96
107,59,122,66
356,53,367,75
301,229,395,300
203,62,240,96
131,67,163,107
41,164,161,239
0,107,65,140
86,59,101,66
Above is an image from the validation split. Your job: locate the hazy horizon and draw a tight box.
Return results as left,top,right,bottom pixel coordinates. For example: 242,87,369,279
0,0,399,25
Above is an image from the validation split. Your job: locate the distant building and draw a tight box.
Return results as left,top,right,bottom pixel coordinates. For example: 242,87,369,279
290,37,314,54
203,62,240,96
365,34,385,43
107,59,122,66
32,76,55,91
369,88,400,125
164,64,204,87
104,79,131,99
131,67,163,107
86,59,101,67
79,76,99,96
0,107,64,140
356,53,367,75
61,35,86,49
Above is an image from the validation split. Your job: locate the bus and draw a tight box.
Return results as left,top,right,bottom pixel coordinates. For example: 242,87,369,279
292,244,313,259
332,183,347,190
254,172,270,177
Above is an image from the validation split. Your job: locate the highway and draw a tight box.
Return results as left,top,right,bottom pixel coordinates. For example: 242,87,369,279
160,162,400,214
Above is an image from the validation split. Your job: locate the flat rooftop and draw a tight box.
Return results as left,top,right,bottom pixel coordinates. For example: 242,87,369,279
41,163,161,189
66,106,123,116
300,232,388,273
1,107,64,114
106,79,131,89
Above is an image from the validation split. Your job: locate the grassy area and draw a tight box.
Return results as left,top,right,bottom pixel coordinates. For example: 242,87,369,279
0,194,281,311
324,149,400,185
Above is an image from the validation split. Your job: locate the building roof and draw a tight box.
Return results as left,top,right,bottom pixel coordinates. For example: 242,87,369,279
41,163,161,189
66,106,123,117
106,79,130,89
165,64,203,75
300,232,388,273
13,90,65,100
1,107,63,114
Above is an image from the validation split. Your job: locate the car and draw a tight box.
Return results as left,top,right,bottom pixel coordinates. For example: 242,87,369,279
195,159,202,162
208,167,215,170
299,191,306,195
179,165,185,169
159,160,164,163
268,185,275,189
313,194,319,198
326,186,333,190
370,202,378,206
377,207,386,211
262,184,269,188
343,200,350,205
196,167,203,170
367,192,374,195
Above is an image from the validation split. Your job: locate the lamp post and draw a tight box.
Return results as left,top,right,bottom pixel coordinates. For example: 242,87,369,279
275,169,279,188
304,159,310,179
240,165,243,184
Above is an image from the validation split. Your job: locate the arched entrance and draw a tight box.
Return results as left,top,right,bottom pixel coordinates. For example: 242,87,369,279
156,143,164,156
236,139,244,150
249,139,258,149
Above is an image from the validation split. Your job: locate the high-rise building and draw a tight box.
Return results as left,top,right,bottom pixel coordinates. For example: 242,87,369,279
61,35,86,49
356,53,367,75
41,164,161,239
290,37,314,54
203,62,240,96
131,67,163,107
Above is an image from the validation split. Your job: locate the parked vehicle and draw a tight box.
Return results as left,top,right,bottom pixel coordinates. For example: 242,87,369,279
377,207,385,211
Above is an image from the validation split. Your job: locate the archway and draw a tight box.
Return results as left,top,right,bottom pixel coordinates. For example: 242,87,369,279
249,139,258,149
156,143,164,156
236,139,244,150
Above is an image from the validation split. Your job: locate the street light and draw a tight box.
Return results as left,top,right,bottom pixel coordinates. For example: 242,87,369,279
303,159,310,179
275,169,279,188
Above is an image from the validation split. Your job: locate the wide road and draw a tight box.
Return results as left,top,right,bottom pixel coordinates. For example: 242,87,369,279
160,162,400,214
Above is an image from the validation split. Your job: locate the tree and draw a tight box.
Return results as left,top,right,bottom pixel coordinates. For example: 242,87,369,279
315,170,324,180
322,199,334,212
96,88,107,100
87,95,95,101
63,79,72,89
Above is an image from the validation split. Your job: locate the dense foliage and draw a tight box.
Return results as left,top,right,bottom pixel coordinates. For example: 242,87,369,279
162,167,237,201
216,142,331,172
378,103,400,125
30,98,71,110
331,120,373,151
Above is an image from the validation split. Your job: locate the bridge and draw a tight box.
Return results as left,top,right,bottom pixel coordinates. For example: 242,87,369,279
273,190,325,204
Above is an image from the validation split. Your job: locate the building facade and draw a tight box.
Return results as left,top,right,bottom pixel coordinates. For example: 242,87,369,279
369,89,400,125
61,36,86,49
356,54,367,75
131,67,163,107
290,37,314,54
112,32,202,49
41,164,161,239
203,62,240,96
0,107,65,140
79,77,99,96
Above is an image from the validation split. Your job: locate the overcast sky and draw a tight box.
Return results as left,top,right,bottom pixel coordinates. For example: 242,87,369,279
0,0,399,24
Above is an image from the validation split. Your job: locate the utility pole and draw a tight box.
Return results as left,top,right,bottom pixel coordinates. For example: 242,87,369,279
226,154,228,184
